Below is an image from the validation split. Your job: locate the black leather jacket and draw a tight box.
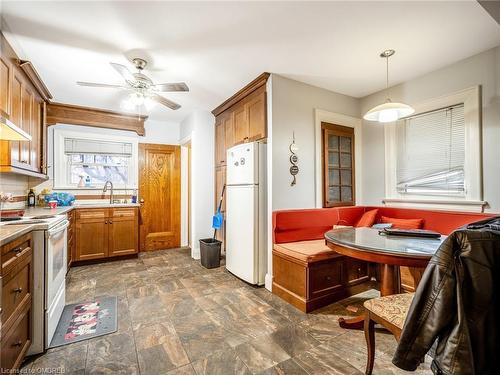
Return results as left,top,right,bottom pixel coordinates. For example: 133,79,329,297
393,219,500,375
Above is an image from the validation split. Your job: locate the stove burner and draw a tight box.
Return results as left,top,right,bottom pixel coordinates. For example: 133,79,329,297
0,217,22,222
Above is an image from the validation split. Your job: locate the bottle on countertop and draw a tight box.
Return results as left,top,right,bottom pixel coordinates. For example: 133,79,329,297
85,175,91,187
27,189,36,207
131,189,138,203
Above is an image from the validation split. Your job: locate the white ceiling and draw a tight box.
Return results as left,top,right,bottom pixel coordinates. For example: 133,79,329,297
2,1,500,123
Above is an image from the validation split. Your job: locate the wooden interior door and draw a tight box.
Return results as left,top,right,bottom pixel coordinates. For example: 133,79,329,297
139,144,181,251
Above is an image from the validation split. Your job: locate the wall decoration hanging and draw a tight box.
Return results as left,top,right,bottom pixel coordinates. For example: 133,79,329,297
289,132,299,186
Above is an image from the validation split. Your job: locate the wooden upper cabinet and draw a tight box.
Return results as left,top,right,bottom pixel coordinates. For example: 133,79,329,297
233,104,249,144
223,112,234,151
0,32,50,178
215,117,225,167
0,54,11,116
246,90,266,141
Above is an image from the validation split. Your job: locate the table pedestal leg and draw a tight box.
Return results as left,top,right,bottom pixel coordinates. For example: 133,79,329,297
380,264,400,296
338,264,400,330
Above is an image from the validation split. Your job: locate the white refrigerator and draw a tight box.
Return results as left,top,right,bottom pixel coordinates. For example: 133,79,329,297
225,141,267,285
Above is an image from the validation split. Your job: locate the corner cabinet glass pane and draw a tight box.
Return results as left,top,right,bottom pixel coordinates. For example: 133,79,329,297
329,169,340,185
341,186,352,202
340,153,352,168
340,169,351,186
328,135,339,150
323,125,355,207
329,152,339,167
340,136,351,152
329,187,340,202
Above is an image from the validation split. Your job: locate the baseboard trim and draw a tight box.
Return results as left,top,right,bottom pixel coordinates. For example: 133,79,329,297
191,246,200,260
265,273,273,291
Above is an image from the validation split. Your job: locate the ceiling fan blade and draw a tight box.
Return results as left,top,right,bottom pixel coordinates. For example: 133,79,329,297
151,94,181,110
110,62,135,82
77,81,125,89
153,82,189,92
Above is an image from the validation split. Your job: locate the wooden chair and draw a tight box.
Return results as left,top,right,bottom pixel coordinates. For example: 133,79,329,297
363,293,414,375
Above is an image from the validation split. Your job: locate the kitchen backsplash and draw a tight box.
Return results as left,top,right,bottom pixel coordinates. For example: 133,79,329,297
0,173,133,209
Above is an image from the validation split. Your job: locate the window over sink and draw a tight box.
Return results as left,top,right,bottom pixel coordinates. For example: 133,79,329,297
53,128,138,189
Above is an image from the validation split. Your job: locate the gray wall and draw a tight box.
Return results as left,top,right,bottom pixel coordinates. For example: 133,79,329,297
271,74,360,209
360,46,500,212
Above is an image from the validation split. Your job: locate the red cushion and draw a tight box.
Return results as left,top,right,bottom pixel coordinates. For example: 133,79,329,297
356,209,378,227
381,216,424,229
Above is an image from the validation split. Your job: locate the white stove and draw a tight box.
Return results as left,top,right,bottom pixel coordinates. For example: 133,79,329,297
2,213,69,354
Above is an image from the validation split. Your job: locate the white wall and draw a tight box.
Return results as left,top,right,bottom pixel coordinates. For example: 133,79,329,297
180,110,215,259
360,45,500,212
271,74,360,210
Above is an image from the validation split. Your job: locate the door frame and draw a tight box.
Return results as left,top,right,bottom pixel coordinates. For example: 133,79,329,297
180,136,192,248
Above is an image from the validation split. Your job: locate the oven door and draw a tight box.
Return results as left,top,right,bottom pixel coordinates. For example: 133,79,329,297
45,219,69,346
45,219,69,309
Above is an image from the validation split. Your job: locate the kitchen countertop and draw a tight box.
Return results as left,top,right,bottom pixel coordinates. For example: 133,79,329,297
1,202,140,246
0,223,35,246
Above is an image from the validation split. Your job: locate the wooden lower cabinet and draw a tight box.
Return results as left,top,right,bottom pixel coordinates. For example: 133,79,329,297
108,209,138,257
1,232,33,372
74,207,138,262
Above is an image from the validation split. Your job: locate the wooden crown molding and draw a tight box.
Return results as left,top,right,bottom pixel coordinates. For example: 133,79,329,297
212,72,270,116
46,102,148,136
19,60,53,101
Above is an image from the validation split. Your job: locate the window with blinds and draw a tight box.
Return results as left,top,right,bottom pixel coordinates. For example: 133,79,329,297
396,104,465,196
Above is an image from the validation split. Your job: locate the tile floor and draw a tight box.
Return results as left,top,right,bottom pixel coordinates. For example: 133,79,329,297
22,248,431,374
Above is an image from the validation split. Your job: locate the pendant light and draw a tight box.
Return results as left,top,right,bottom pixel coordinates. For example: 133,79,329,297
364,50,414,123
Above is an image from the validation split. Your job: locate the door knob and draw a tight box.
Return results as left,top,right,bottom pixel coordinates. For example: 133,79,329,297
139,198,145,204
13,287,23,293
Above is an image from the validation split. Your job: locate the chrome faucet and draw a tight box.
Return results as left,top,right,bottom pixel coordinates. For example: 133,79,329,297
102,181,114,204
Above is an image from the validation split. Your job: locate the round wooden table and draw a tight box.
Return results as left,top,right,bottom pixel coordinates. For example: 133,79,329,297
325,227,445,329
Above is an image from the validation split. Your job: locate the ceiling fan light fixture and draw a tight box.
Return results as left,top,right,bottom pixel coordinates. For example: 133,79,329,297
364,50,414,123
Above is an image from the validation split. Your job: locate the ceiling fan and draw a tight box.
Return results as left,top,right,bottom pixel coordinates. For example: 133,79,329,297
76,58,188,110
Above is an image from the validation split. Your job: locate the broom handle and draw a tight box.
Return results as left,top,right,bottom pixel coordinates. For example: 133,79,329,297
213,184,226,240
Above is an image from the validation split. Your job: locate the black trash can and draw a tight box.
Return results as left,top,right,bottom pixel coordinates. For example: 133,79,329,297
199,238,222,269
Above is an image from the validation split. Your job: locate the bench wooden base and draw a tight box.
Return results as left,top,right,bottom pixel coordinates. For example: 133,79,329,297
272,250,374,313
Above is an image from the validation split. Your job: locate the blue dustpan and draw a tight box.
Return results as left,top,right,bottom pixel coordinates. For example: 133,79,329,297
212,209,223,229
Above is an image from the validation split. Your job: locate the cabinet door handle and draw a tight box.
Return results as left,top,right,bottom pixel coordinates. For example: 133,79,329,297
12,246,23,254
105,220,108,224
325,276,332,281
109,221,113,224
13,287,23,294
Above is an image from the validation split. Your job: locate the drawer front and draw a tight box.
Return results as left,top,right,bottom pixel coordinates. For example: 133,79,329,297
2,257,31,331
1,233,31,273
76,208,108,220
309,260,343,297
112,208,137,218
1,309,31,371
345,259,370,285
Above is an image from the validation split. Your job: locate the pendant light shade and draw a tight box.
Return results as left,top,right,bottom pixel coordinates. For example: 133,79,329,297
363,100,414,123
364,50,414,123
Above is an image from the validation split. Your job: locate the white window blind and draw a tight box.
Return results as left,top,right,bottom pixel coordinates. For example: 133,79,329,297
64,138,132,156
396,104,465,195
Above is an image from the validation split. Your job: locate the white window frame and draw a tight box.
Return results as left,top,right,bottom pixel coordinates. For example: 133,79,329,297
384,86,485,212
53,128,139,190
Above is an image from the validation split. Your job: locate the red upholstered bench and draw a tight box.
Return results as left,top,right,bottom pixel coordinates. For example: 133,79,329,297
272,206,494,313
